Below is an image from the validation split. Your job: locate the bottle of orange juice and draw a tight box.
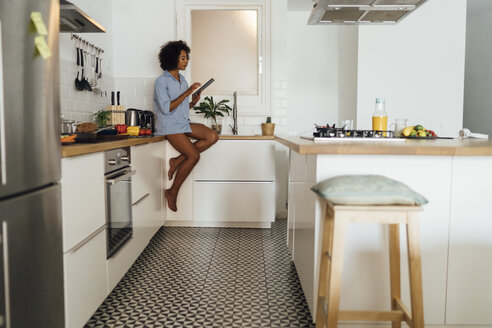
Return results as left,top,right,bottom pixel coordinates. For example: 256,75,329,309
372,97,388,134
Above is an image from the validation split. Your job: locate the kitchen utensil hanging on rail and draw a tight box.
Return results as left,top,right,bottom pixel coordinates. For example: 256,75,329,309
74,40,84,91
71,34,104,93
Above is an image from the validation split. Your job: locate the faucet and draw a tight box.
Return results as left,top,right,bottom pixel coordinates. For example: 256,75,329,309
230,91,238,135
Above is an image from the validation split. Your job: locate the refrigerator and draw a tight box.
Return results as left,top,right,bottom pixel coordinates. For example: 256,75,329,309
0,0,64,327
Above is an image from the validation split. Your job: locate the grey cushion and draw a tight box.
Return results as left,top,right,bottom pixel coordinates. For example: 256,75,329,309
311,175,428,206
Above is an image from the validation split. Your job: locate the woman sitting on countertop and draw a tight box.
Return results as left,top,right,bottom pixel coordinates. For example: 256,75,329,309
154,40,218,212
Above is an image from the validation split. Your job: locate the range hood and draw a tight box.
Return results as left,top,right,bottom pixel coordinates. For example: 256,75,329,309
60,0,106,33
308,0,428,25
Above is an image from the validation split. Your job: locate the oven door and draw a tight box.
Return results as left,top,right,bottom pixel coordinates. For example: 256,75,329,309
105,168,135,259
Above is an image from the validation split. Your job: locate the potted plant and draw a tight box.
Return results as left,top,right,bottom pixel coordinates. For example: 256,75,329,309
261,116,275,136
93,109,111,128
193,96,232,134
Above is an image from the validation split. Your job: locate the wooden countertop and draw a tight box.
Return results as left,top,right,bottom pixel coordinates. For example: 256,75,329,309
62,136,166,158
62,135,274,158
275,135,492,156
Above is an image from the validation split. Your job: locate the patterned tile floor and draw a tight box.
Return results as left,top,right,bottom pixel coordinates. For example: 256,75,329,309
85,219,314,328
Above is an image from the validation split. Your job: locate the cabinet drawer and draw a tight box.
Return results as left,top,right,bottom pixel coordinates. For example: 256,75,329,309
194,182,275,222
62,153,105,252
64,229,107,328
194,140,275,181
132,192,160,242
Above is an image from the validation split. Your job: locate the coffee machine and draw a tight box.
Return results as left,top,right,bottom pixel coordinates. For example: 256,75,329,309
142,110,156,132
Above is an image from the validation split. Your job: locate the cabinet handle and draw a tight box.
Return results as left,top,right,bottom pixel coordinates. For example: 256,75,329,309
132,193,150,207
105,170,136,185
67,225,105,254
1,221,11,328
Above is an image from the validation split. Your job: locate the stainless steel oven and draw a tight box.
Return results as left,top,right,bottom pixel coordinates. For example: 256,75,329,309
104,147,135,259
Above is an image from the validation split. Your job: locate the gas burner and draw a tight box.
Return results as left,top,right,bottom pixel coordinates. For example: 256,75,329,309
314,124,395,139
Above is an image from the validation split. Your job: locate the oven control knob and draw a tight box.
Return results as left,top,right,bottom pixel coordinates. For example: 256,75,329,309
121,156,129,162
108,159,117,165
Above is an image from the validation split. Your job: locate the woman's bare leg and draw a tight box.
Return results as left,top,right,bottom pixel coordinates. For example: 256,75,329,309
165,133,201,211
168,123,219,180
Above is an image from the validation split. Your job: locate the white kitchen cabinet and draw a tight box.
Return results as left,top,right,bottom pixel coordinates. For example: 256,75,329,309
64,229,107,328
165,139,276,227
61,153,105,253
131,141,165,241
446,157,492,325
194,181,274,226
194,140,275,180
193,140,275,227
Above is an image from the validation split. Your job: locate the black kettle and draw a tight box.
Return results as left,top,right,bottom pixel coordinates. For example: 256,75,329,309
142,110,155,132
125,108,143,126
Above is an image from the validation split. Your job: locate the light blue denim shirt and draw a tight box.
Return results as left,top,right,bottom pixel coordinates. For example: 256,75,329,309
153,71,191,136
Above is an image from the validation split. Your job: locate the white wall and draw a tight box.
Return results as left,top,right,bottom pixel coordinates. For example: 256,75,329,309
356,0,467,136
111,0,174,79
59,0,114,122
287,12,339,135
463,0,492,137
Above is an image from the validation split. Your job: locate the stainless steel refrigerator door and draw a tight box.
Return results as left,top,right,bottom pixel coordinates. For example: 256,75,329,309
0,0,61,199
0,184,64,328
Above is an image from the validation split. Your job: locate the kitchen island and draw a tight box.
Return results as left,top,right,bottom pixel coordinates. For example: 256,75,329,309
276,135,492,327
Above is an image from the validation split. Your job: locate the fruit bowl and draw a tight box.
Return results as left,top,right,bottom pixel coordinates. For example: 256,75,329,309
402,124,438,138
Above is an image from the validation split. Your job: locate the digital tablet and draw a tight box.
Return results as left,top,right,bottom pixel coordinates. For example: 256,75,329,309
193,78,215,97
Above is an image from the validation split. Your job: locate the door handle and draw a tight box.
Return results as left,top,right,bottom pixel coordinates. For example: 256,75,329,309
132,193,150,207
0,21,7,186
1,221,11,328
106,170,136,185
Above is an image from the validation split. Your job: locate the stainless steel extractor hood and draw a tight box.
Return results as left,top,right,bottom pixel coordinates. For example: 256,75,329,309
60,0,106,33
308,0,428,25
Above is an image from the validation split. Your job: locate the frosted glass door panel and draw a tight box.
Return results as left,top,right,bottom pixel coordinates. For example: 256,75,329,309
191,10,258,95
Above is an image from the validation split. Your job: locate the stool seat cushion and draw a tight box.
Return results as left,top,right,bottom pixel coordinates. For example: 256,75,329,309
311,175,428,206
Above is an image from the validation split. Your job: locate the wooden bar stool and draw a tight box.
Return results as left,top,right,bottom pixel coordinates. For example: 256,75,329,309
310,175,428,328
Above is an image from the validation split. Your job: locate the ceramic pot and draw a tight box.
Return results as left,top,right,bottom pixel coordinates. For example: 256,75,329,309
261,123,275,136
212,124,222,135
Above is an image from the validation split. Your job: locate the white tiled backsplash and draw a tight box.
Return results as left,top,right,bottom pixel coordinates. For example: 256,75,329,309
60,62,288,134
59,58,115,123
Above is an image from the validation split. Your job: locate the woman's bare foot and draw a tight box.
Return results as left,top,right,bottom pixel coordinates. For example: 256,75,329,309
164,189,178,212
168,157,180,180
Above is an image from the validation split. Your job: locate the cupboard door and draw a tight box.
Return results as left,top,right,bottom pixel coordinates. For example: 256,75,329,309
147,142,165,228
132,142,164,231
446,157,492,324
64,229,107,328
194,182,275,223
62,153,105,252
194,140,275,181
133,193,157,244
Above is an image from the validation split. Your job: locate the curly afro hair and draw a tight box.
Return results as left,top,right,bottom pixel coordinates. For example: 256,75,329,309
158,40,190,71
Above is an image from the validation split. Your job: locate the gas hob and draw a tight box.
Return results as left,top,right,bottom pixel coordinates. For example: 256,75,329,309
302,124,406,142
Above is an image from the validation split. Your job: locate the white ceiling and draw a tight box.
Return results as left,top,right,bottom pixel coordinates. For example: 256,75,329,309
288,0,314,12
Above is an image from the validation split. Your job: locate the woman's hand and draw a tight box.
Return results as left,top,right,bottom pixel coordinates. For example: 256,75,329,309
190,91,201,108
170,82,201,111
187,82,201,96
